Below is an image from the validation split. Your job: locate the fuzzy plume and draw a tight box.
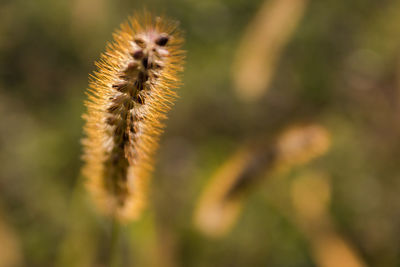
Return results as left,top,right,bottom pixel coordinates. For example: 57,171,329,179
81,12,185,222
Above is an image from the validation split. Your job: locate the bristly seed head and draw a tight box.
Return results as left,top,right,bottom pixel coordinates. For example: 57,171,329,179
81,12,185,222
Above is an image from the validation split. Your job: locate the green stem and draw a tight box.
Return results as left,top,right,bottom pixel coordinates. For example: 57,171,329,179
109,217,120,267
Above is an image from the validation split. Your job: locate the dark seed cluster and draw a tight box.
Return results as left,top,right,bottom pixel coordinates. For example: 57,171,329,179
104,32,170,204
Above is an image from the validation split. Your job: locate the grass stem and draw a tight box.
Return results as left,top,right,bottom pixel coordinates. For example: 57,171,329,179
109,218,120,267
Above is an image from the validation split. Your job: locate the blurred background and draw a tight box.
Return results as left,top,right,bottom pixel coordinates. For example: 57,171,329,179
1,0,400,266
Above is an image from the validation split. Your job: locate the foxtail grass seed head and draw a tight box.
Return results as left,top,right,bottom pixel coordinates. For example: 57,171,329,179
194,124,330,237
81,12,185,222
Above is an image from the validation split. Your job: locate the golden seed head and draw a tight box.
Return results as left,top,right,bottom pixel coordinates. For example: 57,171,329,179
81,12,185,222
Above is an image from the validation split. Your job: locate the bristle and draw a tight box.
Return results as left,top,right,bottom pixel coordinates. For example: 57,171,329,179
81,12,185,222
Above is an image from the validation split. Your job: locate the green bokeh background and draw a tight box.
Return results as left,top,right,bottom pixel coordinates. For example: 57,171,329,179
1,0,400,266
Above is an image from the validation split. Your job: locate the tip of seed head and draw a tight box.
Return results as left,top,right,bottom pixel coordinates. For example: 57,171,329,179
155,33,169,46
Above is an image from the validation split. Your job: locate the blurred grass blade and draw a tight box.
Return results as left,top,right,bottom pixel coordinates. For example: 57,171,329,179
291,172,367,267
194,124,330,237
0,209,22,267
233,0,309,101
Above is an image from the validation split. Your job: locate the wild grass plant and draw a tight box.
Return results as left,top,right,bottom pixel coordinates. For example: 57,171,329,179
1,0,400,266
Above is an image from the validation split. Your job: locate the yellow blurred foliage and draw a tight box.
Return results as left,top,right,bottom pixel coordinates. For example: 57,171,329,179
291,172,366,267
233,0,308,101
